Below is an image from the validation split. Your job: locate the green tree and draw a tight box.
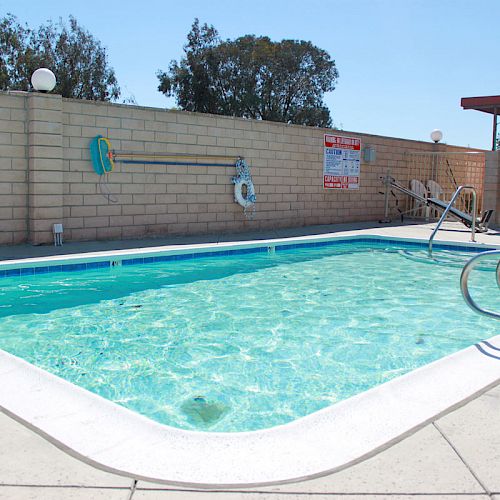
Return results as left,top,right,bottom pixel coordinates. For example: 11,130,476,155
0,14,120,101
0,14,35,90
157,19,338,127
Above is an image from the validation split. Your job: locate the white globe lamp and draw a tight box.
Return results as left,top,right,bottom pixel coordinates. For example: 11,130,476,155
31,68,56,92
430,129,443,143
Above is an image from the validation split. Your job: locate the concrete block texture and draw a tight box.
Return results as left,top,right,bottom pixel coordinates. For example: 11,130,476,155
26,92,64,244
0,91,491,243
483,151,499,224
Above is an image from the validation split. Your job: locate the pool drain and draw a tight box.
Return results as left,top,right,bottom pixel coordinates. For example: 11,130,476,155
181,396,228,426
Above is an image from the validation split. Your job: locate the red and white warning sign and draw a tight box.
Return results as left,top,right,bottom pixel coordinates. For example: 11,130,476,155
323,134,361,190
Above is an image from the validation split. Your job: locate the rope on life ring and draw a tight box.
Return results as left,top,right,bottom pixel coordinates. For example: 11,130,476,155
231,158,256,218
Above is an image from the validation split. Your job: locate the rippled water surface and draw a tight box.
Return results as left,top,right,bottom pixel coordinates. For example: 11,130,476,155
0,243,498,431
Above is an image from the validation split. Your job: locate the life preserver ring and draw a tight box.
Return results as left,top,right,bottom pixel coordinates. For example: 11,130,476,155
234,178,256,208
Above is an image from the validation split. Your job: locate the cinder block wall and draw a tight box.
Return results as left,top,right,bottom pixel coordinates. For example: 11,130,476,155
0,92,28,245
484,151,500,227
0,91,491,245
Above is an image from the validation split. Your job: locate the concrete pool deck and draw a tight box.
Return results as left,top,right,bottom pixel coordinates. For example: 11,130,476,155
0,220,499,261
0,221,499,499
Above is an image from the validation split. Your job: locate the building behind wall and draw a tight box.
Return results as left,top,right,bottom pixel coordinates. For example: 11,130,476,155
0,91,497,245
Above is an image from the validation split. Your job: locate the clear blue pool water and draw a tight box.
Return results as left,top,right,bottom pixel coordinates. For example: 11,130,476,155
0,242,498,432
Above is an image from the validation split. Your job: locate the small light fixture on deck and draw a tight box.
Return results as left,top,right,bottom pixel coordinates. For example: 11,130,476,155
31,68,56,93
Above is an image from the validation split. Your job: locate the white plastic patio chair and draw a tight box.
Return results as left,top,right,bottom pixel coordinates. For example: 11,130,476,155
409,179,428,218
426,180,444,218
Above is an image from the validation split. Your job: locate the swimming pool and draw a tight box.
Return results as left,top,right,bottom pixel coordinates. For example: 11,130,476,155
0,237,498,433
1,233,499,486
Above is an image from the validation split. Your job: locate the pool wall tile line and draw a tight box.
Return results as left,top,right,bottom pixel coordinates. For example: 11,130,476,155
0,260,111,278
0,235,497,279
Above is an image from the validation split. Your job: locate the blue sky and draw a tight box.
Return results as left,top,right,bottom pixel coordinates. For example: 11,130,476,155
1,0,498,149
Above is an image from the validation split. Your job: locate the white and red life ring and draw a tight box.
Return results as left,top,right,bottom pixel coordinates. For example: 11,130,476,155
234,178,256,208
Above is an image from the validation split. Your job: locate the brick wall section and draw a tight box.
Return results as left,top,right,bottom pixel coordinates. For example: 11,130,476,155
28,93,64,245
58,98,474,242
0,91,490,244
0,92,28,245
483,151,500,226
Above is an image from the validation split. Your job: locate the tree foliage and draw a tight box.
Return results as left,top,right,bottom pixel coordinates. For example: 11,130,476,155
0,14,120,100
157,19,338,127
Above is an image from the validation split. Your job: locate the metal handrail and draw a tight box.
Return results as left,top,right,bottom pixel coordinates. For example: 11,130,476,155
460,250,500,320
428,185,477,256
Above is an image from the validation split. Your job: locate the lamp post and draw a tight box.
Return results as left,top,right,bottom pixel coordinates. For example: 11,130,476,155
430,129,443,187
31,68,56,92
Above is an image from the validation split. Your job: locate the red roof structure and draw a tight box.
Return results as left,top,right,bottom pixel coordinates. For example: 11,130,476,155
461,95,500,150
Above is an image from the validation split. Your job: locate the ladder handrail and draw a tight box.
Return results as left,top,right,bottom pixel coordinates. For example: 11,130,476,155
428,185,477,256
460,249,500,320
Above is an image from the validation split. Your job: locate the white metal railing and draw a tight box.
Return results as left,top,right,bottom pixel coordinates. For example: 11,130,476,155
460,250,500,320
428,185,477,256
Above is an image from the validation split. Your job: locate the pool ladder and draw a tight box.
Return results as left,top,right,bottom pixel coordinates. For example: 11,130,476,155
460,249,500,320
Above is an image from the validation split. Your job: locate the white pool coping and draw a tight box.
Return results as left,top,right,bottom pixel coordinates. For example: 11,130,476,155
1,232,500,488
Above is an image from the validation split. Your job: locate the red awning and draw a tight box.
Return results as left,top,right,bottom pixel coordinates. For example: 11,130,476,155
461,95,500,115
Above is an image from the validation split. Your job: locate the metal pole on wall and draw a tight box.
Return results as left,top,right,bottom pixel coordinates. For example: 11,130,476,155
380,170,392,223
493,108,498,151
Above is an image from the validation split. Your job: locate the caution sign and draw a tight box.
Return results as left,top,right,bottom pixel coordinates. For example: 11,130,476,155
323,134,361,190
